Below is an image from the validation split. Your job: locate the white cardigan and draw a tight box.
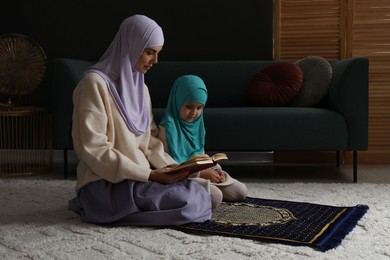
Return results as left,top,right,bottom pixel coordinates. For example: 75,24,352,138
72,72,177,192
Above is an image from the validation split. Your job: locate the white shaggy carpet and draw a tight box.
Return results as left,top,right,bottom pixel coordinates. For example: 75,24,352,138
0,178,389,260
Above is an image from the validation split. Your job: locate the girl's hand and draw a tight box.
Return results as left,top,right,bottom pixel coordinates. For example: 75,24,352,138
200,168,225,183
148,165,189,184
215,169,226,183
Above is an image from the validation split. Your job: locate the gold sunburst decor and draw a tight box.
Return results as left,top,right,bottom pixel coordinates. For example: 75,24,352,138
211,202,297,226
0,34,47,100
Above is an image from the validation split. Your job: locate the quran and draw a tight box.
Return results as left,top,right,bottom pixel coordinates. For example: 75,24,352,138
167,153,228,175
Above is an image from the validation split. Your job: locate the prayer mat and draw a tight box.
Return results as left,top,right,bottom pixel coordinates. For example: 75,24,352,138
175,197,368,252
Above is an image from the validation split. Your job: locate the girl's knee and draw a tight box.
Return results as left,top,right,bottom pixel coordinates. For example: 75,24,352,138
209,185,223,209
222,181,248,201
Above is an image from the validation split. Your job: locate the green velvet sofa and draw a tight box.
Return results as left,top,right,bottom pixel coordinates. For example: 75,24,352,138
48,58,368,182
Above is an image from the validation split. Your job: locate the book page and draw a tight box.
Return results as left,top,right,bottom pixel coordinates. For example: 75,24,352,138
166,153,228,175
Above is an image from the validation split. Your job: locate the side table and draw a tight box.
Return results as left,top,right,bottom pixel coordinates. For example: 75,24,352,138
0,107,53,177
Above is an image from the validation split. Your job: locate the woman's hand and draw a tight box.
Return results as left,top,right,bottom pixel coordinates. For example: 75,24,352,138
199,168,225,183
148,165,190,184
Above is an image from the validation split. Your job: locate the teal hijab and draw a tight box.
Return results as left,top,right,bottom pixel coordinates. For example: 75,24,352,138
160,75,208,163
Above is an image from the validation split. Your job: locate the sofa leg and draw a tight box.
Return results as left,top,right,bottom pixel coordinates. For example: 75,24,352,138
353,150,357,183
64,149,68,179
336,151,340,167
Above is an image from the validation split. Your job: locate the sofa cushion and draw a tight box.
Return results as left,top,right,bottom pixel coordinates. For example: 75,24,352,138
202,107,348,150
247,62,303,106
291,56,332,107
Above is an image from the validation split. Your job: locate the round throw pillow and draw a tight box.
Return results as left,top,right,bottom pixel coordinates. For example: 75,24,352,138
291,56,332,107
247,62,303,106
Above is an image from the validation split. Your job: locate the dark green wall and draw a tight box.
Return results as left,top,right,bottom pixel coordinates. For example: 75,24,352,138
0,0,273,107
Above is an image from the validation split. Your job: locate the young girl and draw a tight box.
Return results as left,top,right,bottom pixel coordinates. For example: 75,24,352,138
158,75,248,209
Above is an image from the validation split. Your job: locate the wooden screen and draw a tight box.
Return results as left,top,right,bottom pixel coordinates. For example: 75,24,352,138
351,0,390,163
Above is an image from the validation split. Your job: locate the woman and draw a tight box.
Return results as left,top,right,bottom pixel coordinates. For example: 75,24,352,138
158,75,248,209
68,15,212,226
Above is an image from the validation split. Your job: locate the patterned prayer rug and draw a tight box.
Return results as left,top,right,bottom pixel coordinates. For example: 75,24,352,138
175,197,369,252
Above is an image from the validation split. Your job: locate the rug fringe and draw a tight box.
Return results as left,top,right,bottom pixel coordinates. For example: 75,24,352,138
316,204,369,252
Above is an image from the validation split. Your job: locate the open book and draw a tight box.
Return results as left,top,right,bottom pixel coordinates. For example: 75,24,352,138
167,153,228,175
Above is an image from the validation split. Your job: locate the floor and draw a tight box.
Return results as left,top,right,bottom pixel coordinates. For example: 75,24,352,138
38,150,390,184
